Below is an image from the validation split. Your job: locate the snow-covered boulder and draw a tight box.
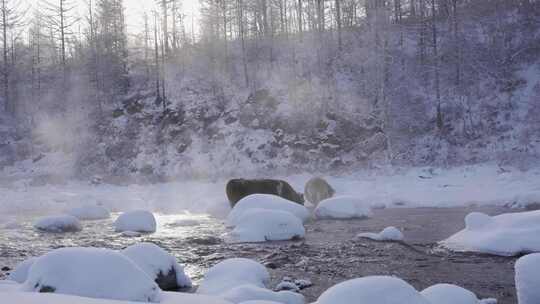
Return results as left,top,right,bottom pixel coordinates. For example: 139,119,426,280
222,285,304,304
230,209,305,243
441,210,540,256
314,196,373,219
515,253,540,304
316,276,430,304
22,247,161,302
1,291,233,304
114,210,156,233
66,205,110,220
122,242,191,290
227,194,309,227
7,257,37,283
421,284,478,304
34,215,82,233
198,258,270,295
357,226,404,241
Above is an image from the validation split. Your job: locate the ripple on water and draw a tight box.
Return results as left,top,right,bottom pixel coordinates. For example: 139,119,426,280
0,213,228,282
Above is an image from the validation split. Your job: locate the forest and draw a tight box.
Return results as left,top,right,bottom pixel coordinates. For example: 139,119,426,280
0,0,539,181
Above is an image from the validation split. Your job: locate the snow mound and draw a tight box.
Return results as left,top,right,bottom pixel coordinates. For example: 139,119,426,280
515,253,540,304
1,291,232,304
357,226,404,241
441,210,540,256
198,258,270,295
34,215,82,233
227,194,309,227
230,209,305,243
22,247,161,302
122,242,191,290
7,257,37,283
114,210,156,233
222,285,304,304
421,284,478,304
465,212,492,230
314,196,373,219
66,205,110,220
316,276,430,304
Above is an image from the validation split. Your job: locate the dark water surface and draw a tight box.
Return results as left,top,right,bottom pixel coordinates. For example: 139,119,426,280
0,207,517,303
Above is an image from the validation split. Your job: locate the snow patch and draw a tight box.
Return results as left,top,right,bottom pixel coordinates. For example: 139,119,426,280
7,258,37,283
515,253,540,304
221,285,304,304
227,194,309,227
441,210,540,256
0,291,232,304
229,209,305,243
316,276,430,304
114,210,157,233
197,258,270,296
122,242,191,289
21,247,161,302
357,226,404,241
314,196,373,219
421,284,479,304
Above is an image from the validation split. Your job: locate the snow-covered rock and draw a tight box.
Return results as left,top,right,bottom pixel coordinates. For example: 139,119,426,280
122,242,191,290
66,205,110,220
22,247,161,302
441,210,540,256
34,215,82,233
1,291,232,304
227,194,309,227
515,253,540,304
7,257,37,283
314,196,373,219
357,226,404,241
421,284,479,304
114,210,156,233
230,209,305,243
316,276,430,304
274,281,300,293
221,285,304,304
198,258,270,295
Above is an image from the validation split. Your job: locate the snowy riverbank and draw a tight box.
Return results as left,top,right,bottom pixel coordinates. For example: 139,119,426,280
1,163,539,218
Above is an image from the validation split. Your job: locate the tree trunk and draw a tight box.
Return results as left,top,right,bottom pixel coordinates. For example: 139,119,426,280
431,0,442,131
2,0,8,114
238,0,249,87
335,0,342,50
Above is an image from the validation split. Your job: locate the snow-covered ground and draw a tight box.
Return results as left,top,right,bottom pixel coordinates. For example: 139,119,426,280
1,164,540,220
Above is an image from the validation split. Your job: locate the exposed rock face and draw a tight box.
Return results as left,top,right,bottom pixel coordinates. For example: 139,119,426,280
226,179,304,207
304,177,335,206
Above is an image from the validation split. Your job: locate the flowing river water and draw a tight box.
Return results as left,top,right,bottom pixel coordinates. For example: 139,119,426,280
0,206,517,303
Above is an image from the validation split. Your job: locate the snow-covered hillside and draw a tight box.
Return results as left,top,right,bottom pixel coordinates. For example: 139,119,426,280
1,3,539,182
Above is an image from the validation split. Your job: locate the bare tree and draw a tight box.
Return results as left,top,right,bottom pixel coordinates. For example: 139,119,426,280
0,0,25,114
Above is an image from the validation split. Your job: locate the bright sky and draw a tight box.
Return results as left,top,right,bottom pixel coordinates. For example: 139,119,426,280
26,0,201,36
121,0,201,34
